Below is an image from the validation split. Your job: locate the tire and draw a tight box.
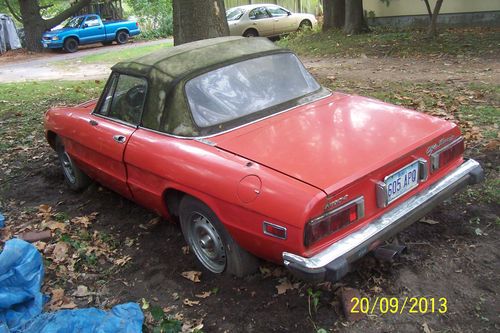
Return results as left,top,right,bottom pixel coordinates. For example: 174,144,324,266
116,31,129,45
55,137,91,191
179,196,259,277
63,37,78,53
299,20,312,31
243,29,259,37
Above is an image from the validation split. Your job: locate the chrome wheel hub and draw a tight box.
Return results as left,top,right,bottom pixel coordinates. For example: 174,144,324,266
188,212,226,273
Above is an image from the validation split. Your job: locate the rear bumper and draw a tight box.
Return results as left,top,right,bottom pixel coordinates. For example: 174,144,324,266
283,159,484,282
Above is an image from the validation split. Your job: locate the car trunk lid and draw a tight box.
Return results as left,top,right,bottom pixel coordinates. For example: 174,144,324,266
210,93,458,194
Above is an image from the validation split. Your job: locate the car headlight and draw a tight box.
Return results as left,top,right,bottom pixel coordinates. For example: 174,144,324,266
51,36,59,41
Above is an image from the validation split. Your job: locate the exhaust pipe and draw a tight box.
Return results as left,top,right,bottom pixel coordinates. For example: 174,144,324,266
373,243,407,262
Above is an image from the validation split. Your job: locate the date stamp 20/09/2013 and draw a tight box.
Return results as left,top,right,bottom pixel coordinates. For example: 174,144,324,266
350,297,448,315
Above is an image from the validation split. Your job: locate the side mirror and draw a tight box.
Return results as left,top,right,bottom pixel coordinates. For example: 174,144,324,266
287,11,292,16
83,23,88,28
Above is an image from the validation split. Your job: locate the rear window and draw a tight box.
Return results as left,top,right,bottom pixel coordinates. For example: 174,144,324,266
185,53,320,128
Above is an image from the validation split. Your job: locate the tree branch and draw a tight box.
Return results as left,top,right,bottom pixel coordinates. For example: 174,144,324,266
4,0,22,22
45,0,92,29
423,0,432,20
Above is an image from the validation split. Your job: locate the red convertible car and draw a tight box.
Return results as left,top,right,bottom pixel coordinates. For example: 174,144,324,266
44,37,483,281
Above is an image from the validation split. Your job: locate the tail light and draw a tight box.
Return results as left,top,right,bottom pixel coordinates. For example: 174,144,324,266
430,137,464,172
304,197,364,247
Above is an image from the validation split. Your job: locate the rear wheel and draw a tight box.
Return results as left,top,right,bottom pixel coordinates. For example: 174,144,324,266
299,20,312,31
56,137,91,191
116,31,129,45
243,29,259,37
63,37,78,53
179,196,259,277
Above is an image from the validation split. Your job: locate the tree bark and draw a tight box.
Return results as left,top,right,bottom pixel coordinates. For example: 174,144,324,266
323,0,345,31
173,0,229,46
18,0,91,52
427,0,444,38
344,0,369,35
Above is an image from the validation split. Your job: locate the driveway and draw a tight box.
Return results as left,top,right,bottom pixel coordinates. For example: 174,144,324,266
0,39,172,83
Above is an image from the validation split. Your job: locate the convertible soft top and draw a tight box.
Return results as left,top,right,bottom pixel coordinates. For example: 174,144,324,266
112,36,281,81
111,37,285,137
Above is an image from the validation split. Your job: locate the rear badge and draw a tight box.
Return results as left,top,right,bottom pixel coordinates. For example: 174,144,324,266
325,194,349,211
426,136,456,156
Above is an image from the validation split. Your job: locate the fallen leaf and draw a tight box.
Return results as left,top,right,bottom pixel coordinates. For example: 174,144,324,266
181,271,201,283
72,285,90,297
46,221,67,232
183,298,200,307
141,298,150,310
422,322,432,333
114,255,132,266
195,291,211,299
275,278,300,295
420,218,439,225
181,245,190,255
51,242,69,263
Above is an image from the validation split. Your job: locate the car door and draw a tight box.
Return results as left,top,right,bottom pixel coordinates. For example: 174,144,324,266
78,15,104,44
267,6,295,34
248,7,273,36
85,73,147,198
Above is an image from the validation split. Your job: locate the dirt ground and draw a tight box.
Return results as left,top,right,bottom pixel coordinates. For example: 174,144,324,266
0,47,499,332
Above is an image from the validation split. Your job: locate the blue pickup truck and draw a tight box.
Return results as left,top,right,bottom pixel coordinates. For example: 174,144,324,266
41,14,140,52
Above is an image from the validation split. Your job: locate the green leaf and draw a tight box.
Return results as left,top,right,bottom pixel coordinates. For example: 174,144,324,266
150,305,164,321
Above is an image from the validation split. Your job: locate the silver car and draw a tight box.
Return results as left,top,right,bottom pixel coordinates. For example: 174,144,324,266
227,4,317,37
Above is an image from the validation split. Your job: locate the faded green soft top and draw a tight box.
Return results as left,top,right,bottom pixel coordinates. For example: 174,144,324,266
111,36,281,82
109,37,286,137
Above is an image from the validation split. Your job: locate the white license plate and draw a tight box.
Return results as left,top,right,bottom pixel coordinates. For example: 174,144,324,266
43,43,48,48
385,160,420,203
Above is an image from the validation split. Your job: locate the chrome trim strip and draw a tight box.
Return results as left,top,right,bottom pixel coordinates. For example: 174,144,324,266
430,137,464,172
263,221,287,240
136,92,333,141
283,159,481,270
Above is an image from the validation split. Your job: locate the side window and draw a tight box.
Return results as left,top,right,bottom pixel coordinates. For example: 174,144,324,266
96,73,147,125
267,7,288,17
249,7,270,20
85,16,100,27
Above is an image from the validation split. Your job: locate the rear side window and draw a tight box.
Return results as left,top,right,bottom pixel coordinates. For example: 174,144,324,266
85,16,100,27
249,7,270,20
96,73,147,125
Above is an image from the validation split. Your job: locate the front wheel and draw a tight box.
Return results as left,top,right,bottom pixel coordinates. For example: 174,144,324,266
116,31,129,45
63,37,78,53
179,196,259,277
56,137,91,191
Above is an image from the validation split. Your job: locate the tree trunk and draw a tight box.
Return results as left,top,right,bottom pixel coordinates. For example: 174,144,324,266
173,0,229,46
18,0,91,52
344,0,369,35
427,0,444,38
18,0,45,52
323,0,345,31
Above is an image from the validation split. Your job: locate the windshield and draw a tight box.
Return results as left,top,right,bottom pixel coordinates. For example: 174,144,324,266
226,8,244,21
64,17,84,28
185,53,321,128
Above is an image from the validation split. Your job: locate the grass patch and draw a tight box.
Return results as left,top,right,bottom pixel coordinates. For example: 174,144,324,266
59,41,172,66
0,80,104,151
278,27,500,58
0,81,104,183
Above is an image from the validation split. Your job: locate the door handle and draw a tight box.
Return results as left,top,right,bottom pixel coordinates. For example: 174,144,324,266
89,119,98,126
113,135,126,143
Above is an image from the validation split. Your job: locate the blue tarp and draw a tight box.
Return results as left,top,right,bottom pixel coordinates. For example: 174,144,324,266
0,239,143,333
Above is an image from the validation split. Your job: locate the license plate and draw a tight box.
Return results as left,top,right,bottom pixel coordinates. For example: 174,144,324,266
43,43,48,48
384,160,420,203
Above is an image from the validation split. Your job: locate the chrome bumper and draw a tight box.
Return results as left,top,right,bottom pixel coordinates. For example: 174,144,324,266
283,159,484,282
